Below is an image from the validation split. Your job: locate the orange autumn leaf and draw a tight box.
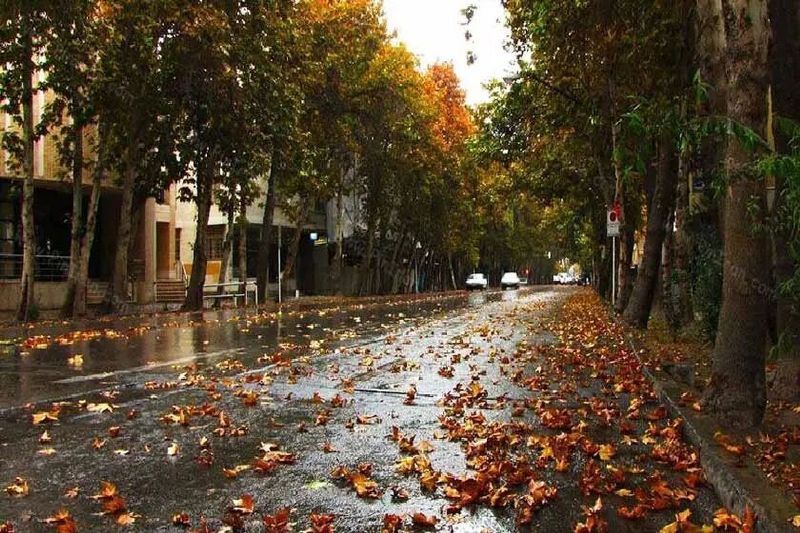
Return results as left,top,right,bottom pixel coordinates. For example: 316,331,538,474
43,509,78,533
309,513,334,533
411,512,438,527
262,507,291,532
230,494,255,514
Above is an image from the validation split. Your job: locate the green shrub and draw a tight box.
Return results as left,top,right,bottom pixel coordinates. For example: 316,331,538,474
690,226,723,342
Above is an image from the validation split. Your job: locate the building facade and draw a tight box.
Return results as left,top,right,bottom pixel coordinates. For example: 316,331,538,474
0,81,181,312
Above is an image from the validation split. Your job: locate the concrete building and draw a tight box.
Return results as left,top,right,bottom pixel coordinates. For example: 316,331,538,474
1,69,359,312
175,181,330,299
0,81,181,312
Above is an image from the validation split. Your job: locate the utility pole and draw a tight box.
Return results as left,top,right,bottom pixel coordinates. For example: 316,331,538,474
277,225,282,305
415,241,422,293
611,236,616,308
607,204,620,308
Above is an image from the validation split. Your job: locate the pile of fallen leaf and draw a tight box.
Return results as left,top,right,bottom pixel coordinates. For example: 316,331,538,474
371,291,755,531
642,307,800,523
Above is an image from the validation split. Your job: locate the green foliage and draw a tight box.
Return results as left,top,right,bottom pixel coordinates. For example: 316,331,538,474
689,225,723,341
762,117,800,303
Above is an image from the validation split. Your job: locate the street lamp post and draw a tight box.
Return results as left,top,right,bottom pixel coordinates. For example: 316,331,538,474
415,241,422,293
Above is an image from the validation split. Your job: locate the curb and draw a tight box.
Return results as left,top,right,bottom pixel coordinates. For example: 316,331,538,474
626,333,794,533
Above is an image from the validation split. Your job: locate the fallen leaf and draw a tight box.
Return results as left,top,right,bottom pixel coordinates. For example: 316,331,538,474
5,477,28,497
412,512,438,527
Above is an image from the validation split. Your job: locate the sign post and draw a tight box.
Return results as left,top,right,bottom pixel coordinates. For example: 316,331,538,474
607,204,621,307
277,225,282,305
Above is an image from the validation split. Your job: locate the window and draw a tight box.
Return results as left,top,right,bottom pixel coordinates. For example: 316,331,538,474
205,226,226,260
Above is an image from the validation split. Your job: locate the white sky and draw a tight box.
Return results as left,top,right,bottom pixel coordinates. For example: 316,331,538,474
381,0,517,106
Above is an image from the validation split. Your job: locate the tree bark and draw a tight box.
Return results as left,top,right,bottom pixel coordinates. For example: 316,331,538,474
610,115,633,313
359,216,377,296
237,197,248,295
623,133,677,328
256,148,280,303
330,185,344,295
674,149,694,326
767,0,800,400
73,159,103,317
214,206,235,305
282,197,308,281
704,0,771,429
16,17,36,322
71,123,109,317
62,126,84,317
661,201,679,331
184,158,214,311
384,228,405,293
104,155,136,313
616,221,635,312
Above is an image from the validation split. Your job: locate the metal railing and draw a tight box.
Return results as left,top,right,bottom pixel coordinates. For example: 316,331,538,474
0,253,70,281
203,279,259,307
176,260,187,284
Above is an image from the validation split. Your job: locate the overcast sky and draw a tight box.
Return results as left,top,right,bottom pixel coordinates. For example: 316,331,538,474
381,0,517,106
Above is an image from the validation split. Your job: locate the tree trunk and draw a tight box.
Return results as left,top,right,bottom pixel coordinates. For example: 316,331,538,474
610,122,634,313
384,229,405,293
674,150,694,326
661,204,679,332
16,20,36,322
237,198,248,296
214,206,235,305
767,0,800,400
449,253,457,290
623,133,677,328
704,0,771,429
359,216,377,296
104,150,136,312
73,160,103,317
184,159,214,311
256,148,280,303
616,221,635,312
62,126,84,317
282,198,308,281
330,186,344,295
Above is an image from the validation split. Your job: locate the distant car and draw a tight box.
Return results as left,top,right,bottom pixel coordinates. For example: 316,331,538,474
519,277,529,285
466,273,488,291
501,272,520,290
554,272,576,285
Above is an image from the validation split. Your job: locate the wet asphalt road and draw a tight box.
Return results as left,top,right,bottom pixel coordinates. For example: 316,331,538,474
0,287,720,531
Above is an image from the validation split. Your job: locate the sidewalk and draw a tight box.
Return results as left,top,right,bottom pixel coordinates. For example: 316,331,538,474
0,290,471,353
632,315,800,532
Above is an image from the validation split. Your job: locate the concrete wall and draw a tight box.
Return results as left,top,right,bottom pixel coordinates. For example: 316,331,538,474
0,280,67,312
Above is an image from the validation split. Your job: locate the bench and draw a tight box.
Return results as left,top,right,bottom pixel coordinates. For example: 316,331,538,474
203,280,259,307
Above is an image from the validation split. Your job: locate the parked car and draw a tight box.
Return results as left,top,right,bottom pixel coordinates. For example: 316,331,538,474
519,277,529,285
465,273,488,291
501,272,521,290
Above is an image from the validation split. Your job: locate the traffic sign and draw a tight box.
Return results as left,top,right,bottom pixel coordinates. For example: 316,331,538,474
607,205,620,237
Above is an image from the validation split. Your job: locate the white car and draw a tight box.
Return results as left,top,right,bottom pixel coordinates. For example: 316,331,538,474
501,272,520,290
465,273,488,291
553,272,574,285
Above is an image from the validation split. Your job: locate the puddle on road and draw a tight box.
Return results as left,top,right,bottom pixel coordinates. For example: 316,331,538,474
0,289,529,408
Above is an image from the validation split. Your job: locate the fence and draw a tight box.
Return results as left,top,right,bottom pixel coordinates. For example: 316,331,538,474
0,253,71,281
